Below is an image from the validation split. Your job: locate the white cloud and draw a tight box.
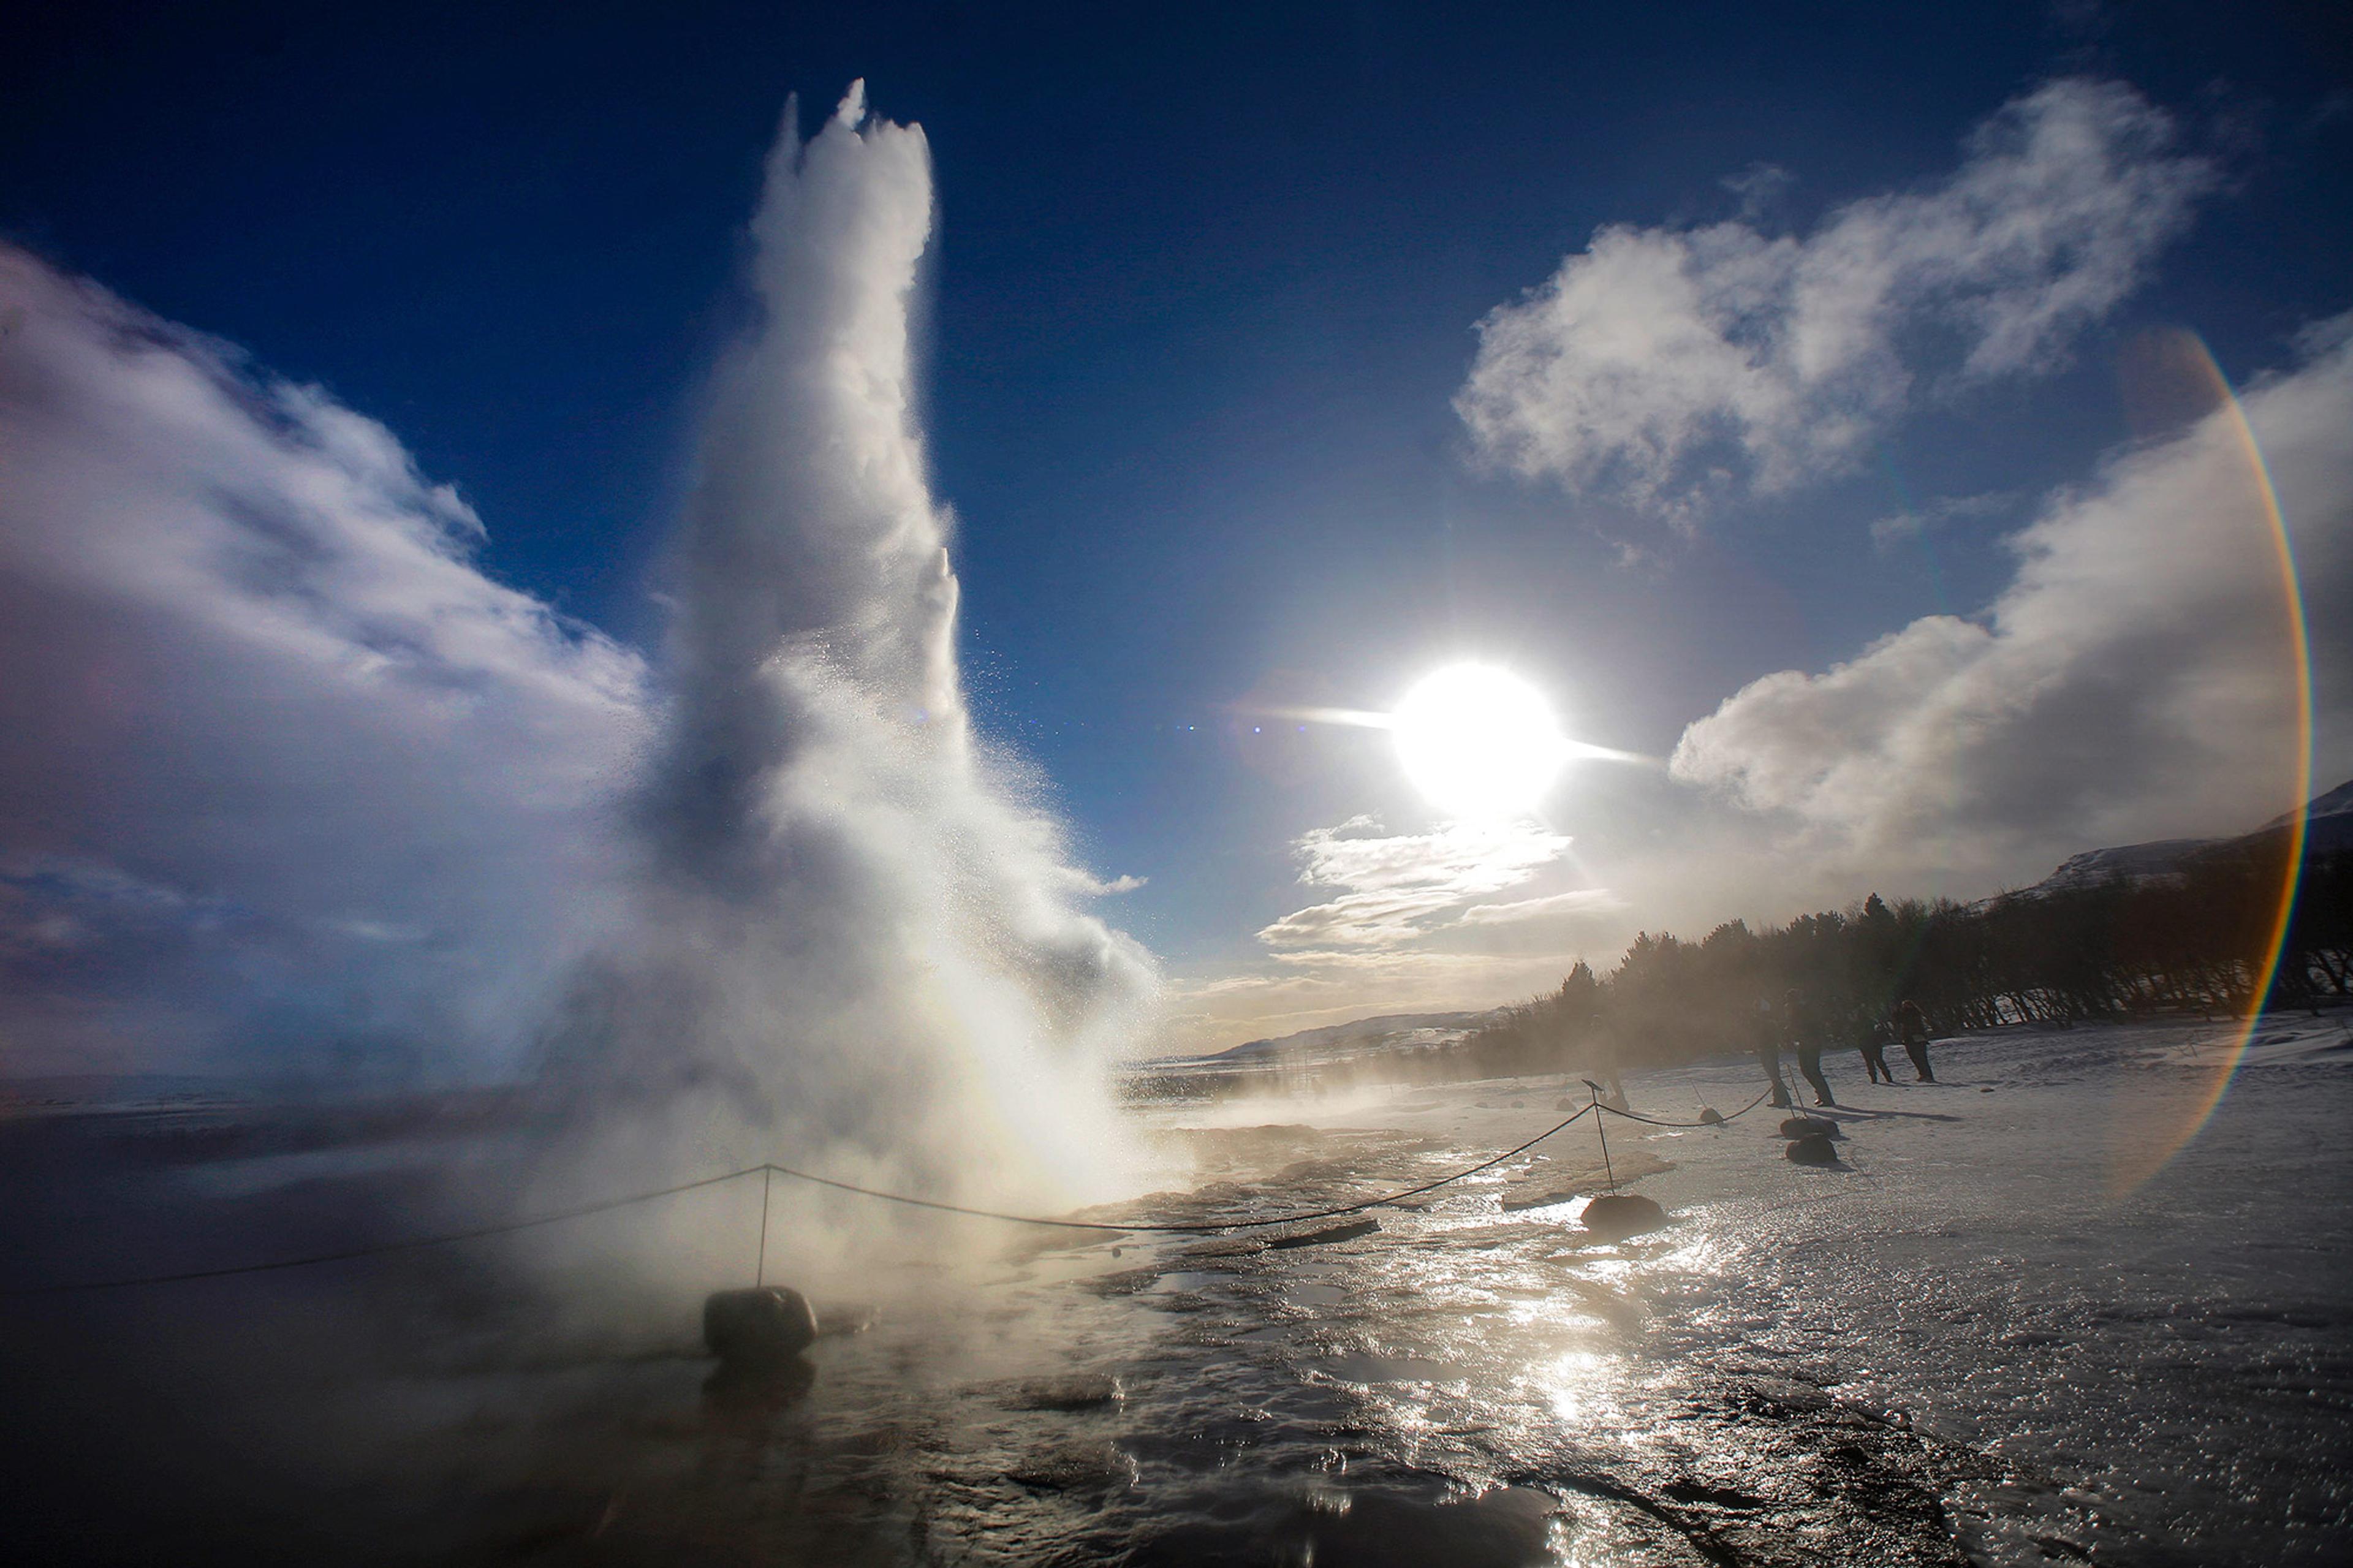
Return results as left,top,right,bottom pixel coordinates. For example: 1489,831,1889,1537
1720,162,1795,222
1450,888,1625,928
1060,868,1147,896
1671,319,2353,877
1867,489,2021,550
1140,814,1616,1056
1457,78,2216,517
1256,816,1574,950
0,243,654,1077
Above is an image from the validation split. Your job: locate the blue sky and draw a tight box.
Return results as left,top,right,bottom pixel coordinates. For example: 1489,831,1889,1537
4,2,2349,1066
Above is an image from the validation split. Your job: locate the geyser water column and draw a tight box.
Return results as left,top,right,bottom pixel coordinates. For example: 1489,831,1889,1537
536,83,1154,1267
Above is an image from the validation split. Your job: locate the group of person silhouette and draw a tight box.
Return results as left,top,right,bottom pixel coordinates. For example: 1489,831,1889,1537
1756,991,1937,1109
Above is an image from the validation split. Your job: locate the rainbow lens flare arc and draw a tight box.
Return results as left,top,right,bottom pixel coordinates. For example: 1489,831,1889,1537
2112,333,2314,1196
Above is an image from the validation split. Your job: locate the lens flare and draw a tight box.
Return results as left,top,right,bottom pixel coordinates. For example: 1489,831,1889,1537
2110,331,2313,1196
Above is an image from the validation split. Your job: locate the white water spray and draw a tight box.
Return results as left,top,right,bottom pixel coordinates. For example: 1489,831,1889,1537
537,85,1154,1258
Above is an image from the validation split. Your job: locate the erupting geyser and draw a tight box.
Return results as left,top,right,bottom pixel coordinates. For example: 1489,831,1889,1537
534,84,1154,1256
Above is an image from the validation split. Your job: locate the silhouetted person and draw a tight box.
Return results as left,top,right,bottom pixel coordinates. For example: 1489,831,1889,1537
1785,988,1835,1107
1753,999,1792,1108
1895,999,1936,1082
1859,1020,1898,1085
1596,1039,1628,1111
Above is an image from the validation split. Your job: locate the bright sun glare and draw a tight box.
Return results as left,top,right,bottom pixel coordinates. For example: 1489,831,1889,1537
1390,664,1568,820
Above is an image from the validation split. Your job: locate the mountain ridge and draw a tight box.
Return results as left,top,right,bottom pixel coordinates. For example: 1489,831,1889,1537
2018,775,2353,897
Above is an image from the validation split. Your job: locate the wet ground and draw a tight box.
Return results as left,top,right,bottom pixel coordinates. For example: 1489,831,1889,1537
5,1017,2350,1565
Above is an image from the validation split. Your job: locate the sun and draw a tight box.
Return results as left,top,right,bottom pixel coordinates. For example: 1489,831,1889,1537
1390,664,1568,820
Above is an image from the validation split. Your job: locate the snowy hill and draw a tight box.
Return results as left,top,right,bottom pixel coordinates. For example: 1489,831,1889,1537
2020,776,2353,896
2034,837,2221,893
2253,776,2353,859
1210,1010,1492,1064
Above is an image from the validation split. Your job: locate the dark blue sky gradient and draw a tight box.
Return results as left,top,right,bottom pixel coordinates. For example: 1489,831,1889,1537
6,1,2348,962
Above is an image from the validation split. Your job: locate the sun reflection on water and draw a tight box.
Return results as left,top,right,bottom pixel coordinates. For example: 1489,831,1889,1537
1520,1347,1620,1434
1654,1221,1732,1273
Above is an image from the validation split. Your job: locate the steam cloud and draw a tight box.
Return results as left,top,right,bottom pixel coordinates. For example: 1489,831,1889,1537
534,85,1156,1216
0,85,1154,1228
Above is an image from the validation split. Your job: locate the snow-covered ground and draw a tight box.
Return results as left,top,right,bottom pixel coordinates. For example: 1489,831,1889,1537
4,1015,2347,1564
1085,1013,2353,1564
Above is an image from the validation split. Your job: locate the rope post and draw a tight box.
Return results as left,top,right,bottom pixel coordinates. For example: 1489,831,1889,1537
756,1165,772,1288
1583,1080,1616,1192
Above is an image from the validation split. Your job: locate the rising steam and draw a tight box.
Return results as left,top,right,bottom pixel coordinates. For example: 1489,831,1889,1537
534,85,1156,1241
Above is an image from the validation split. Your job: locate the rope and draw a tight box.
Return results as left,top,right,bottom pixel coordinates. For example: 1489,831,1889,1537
760,1101,1602,1235
1594,1088,1773,1128
10,1083,1773,1295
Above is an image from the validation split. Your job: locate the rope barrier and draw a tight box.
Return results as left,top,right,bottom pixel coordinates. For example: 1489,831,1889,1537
1594,1089,1774,1129
767,1101,1602,1235
8,1081,1773,1295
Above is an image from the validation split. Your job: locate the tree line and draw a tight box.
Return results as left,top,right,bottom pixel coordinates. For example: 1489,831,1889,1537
1450,838,2353,1081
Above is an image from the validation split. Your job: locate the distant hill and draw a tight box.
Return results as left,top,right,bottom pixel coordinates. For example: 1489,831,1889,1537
2018,776,2353,897
1207,1010,1493,1064
2253,776,2353,858
2033,837,2223,893
0,1072,246,1113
